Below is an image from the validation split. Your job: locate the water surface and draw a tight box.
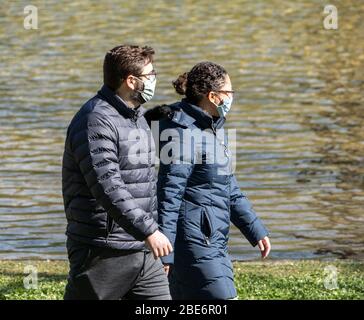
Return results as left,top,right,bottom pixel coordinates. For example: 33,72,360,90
0,0,363,260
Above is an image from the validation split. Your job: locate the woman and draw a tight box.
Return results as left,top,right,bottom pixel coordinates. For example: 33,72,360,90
155,61,271,300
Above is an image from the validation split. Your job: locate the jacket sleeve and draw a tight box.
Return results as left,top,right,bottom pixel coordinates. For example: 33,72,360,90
157,162,193,264
230,175,269,246
157,124,194,265
70,112,158,241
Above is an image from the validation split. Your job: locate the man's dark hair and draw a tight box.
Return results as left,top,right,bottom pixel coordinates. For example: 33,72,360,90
103,45,155,91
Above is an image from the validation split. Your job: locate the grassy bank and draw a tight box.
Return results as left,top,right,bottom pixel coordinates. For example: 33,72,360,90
0,260,363,300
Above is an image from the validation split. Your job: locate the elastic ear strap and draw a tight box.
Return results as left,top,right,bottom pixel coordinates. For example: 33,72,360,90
132,76,145,92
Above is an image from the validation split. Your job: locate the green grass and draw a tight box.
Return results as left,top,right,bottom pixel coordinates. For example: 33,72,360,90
0,260,363,300
0,260,67,300
234,260,364,300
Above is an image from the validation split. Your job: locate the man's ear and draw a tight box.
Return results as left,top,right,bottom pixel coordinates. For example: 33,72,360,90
125,75,137,90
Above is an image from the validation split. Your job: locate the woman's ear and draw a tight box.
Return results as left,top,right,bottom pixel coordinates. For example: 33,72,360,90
207,91,219,106
207,92,215,105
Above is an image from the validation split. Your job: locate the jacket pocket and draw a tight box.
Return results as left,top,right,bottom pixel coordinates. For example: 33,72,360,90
201,208,213,245
183,200,214,245
106,215,115,236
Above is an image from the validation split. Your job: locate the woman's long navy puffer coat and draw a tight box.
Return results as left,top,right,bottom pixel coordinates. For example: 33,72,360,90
156,99,269,300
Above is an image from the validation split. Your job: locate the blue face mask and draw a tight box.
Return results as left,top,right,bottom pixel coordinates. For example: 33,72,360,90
134,76,157,104
215,95,233,118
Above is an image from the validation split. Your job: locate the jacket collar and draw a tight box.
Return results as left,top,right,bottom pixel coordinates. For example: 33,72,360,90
171,98,225,131
97,85,144,119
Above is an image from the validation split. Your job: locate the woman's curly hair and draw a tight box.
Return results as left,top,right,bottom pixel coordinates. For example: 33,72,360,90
173,61,227,105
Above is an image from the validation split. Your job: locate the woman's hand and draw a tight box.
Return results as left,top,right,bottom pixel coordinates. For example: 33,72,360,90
257,236,271,259
163,264,172,276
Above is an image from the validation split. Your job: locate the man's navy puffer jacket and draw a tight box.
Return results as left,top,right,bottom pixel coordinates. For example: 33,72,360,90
62,85,158,250
157,98,269,299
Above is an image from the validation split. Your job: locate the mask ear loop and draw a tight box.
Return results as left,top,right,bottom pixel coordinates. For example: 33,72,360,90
210,92,222,108
131,76,145,92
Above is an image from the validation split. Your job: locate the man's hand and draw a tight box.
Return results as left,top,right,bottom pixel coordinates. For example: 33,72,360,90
257,236,271,259
145,230,173,259
163,264,171,276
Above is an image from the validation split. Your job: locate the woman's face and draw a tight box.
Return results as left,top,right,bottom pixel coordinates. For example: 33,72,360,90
207,74,234,115
199,74,234,117
216,74,233,102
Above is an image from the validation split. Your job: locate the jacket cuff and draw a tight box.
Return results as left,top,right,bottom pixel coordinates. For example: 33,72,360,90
244,218,269,247
161,252,174,265
140,220,159,241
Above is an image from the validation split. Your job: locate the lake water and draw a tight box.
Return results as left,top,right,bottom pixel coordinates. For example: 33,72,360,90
0,0,363,260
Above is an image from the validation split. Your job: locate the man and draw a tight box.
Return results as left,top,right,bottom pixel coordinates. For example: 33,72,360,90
62,45,172,300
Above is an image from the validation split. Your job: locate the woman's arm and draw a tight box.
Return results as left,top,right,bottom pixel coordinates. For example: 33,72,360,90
157,162,193,265
229,175,270,249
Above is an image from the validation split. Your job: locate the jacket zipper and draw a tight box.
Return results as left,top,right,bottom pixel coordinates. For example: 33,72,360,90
132,112,139,128
211,124,229,157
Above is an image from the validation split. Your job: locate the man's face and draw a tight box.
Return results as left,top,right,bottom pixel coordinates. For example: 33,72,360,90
132,62,156,86
139,62,154,80
125,62,156,105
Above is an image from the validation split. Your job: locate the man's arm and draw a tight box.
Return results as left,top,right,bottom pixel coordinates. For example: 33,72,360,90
71,112,158,241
